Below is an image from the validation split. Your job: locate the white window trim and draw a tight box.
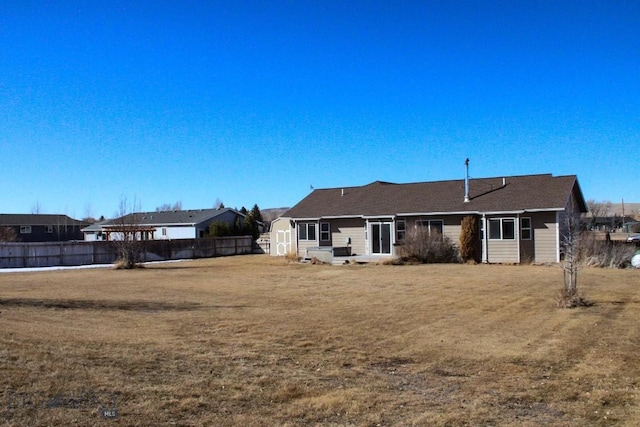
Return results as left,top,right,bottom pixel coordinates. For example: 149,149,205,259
319,222,330,241
396,220,406,243
298,222,317,241
521,217,532,240
488,218,517,240
20,226,32,234
415,219,444,235
45,225,54,233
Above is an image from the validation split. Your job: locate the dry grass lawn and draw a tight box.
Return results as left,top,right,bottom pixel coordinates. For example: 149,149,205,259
1,255,640,426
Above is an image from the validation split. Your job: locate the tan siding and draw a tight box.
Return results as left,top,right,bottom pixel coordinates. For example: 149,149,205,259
291,221,320,258
297,238,317,258
487,240,519,263
443,215,465,246
533,212,559,263
484,215,519,263
330,218,367,256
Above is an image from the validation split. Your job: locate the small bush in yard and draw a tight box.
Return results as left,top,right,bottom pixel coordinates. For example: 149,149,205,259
398,227,460,264
556,287,592,308
285,251,299,262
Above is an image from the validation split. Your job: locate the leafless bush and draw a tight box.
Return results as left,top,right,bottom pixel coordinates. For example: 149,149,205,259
556,288,593,308
579,233,636,268
0,226,18,242
111,196,143,269
284,251,299,262
397,227,459,264
113,259,145,270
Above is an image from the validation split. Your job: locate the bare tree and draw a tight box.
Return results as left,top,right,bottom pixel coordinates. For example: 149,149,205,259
156,201,183,212
31,201,43,214
0,227,18,242
213,198,224,209
558,199,591,308
586,199,612,230
110,196,144,269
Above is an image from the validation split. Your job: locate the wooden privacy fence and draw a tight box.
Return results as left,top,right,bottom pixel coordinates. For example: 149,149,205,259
0,236,253,269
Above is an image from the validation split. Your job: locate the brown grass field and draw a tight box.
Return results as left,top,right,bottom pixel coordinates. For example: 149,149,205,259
1,255,640,426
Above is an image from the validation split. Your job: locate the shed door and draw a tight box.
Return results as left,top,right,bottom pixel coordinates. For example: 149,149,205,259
276,230,291,256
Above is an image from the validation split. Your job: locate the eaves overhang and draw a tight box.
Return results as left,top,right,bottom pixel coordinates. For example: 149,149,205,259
397,211,480,216
289,207,566,221
102,223,198,228
398,207,565,216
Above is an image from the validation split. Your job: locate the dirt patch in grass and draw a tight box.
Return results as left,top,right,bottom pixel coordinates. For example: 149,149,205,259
1,255,640,426
0,297,202,311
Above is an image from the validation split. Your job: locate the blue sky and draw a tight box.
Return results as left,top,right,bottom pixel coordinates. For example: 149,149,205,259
1,1,638,219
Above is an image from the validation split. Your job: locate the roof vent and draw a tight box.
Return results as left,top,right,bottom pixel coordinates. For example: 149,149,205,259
341,188,344,197
464,158,470,203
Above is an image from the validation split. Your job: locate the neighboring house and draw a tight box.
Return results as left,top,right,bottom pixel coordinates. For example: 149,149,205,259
270,174,587,264
82,208,245,241
584,216,636,232
0,214,89,242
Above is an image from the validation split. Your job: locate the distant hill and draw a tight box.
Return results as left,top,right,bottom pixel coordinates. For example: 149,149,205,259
260,207,290,223
587,203,640,218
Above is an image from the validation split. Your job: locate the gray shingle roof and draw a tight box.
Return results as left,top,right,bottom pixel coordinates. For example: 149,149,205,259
284,174,586,219
0,214,88,227
100,208,242,227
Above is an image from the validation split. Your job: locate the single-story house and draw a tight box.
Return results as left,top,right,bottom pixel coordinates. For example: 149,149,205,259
270,173,587,264
0,214,89,242
82,208,245,241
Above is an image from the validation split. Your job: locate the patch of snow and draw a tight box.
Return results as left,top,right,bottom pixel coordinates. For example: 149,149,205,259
0,259,187,274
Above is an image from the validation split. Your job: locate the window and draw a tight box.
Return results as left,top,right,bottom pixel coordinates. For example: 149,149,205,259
396,220,406,242
488,218,516,240
320,222,330,241
489,219,501,239
20,226,31,234
45,226,54,233
298,223,316,241
162,228,167,236
521,218,532,240
416,220,444,237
